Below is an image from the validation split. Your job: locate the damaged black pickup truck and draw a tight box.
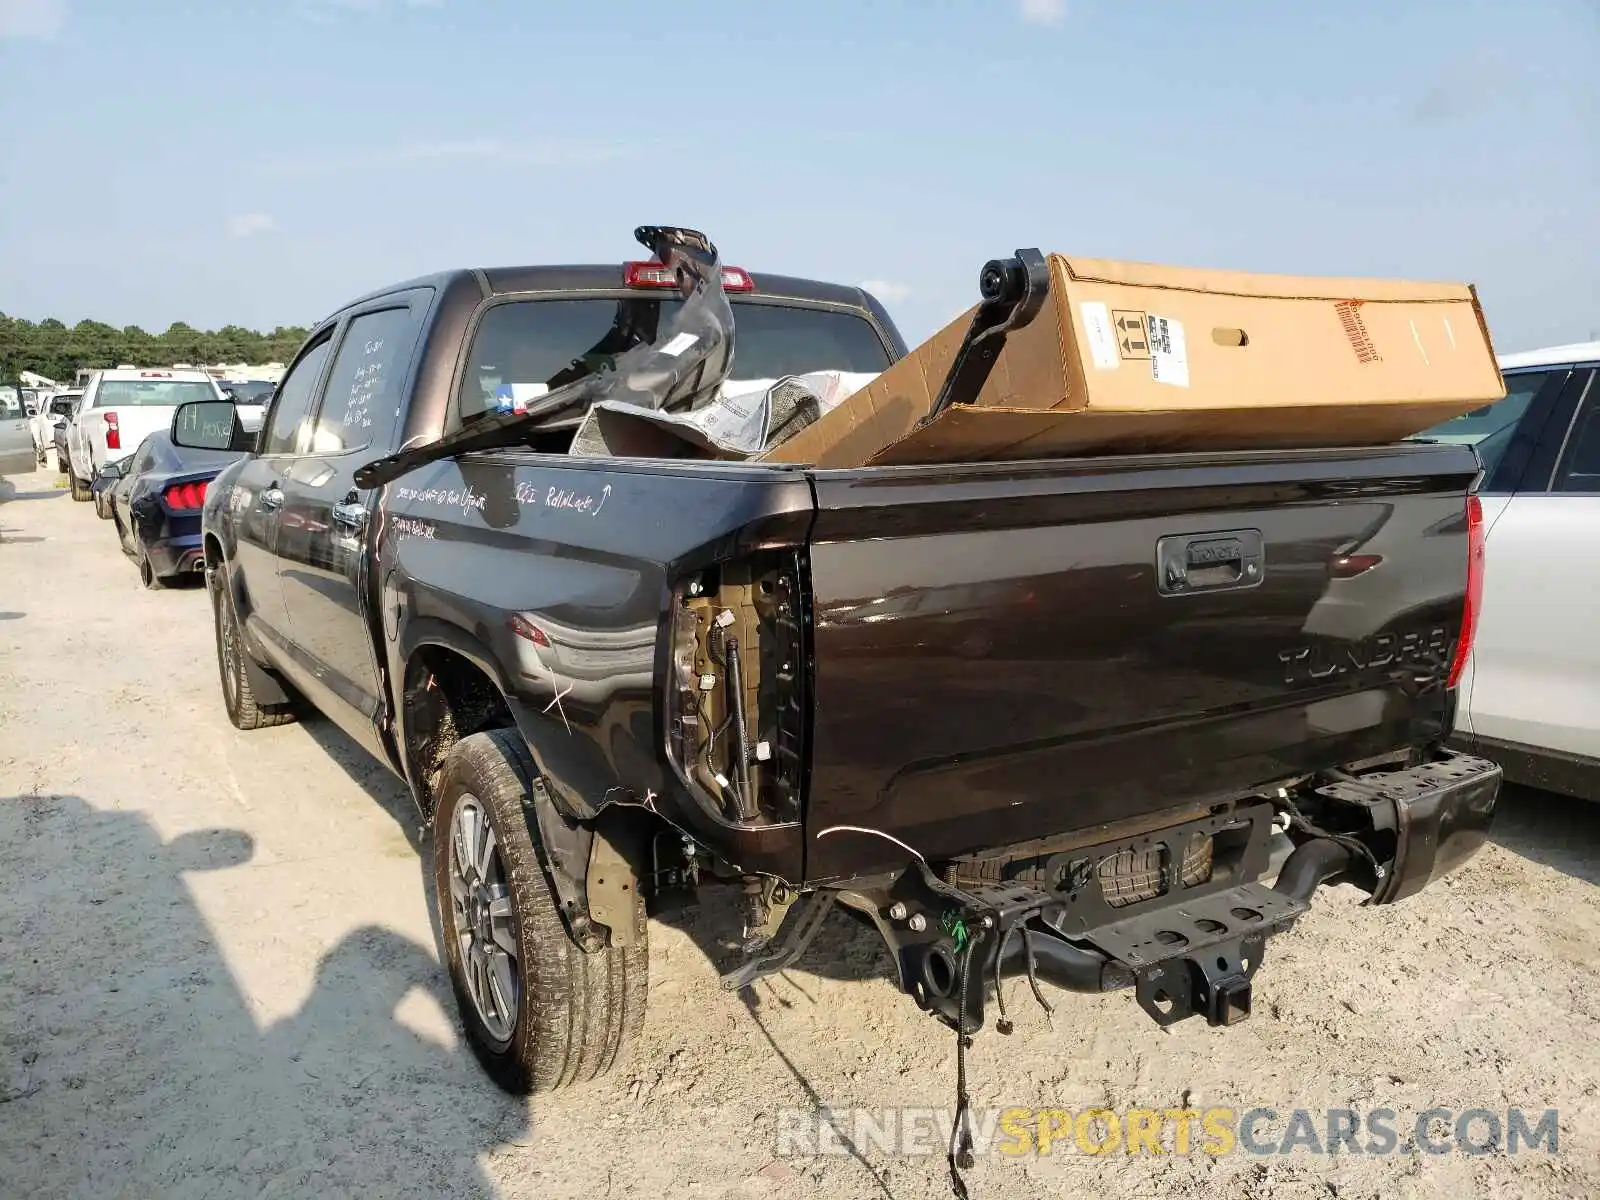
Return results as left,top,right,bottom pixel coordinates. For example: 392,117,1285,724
179,227,1499,1147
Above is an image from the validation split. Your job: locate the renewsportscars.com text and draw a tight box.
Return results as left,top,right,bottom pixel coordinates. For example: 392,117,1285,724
775,1106,1560,1159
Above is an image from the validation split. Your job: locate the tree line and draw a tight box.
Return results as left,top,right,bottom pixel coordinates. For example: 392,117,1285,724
0,313,311,383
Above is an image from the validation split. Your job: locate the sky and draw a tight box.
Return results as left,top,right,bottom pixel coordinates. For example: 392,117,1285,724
0,0,1595,353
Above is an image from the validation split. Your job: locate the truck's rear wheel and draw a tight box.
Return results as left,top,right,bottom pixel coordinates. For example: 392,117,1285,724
211,571,295,729
433,730,647,1094
68,469,90,502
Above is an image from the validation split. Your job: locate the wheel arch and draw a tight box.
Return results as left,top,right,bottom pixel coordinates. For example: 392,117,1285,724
400,631,518,820
404,637,658,957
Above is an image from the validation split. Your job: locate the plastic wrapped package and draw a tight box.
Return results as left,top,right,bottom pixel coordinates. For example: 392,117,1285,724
568,370,880,459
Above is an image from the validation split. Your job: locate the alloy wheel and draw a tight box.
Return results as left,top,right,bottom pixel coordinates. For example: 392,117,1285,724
218,596,241,710
447,793,521,1045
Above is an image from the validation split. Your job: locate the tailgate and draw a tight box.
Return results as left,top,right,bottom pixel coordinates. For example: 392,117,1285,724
801,443,1480,882
107,406,178,455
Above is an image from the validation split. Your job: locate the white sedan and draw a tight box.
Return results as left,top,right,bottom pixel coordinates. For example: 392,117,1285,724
1419,341,1600,799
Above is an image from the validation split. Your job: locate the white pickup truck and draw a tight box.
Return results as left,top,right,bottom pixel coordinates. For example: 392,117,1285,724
64,368,226,501
30,390,81,465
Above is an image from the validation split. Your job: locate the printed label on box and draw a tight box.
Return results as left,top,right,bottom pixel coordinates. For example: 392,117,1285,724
659,332,699,358
1146,314,1190,388
1080,302,1120,371
1113,310,1151,360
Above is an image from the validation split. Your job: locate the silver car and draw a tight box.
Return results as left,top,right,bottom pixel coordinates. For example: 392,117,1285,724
0,386,35,477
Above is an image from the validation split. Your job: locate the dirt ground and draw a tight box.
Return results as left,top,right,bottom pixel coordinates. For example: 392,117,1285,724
3,468,1600,1200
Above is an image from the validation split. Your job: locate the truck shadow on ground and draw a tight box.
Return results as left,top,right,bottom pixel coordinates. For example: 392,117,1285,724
287,707,907,1193
653,895,898,990
297,713,425,849
0,793,523,1198
1488,784,1600,886
293,707,898,990
294,713,452,966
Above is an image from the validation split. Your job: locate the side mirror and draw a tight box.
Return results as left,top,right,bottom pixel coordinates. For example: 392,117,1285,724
172,400,252,452
96,460,125,481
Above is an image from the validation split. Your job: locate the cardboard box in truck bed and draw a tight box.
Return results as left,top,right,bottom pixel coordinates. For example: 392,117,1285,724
761,255,1506,468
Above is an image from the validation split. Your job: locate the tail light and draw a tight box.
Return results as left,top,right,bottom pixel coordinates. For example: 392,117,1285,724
104,411,120,450
164,480,210,511
509,613,550,647
623,261,755,293
1447,494,1485,689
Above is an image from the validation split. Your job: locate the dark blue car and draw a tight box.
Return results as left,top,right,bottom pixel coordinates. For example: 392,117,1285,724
102,431,245,588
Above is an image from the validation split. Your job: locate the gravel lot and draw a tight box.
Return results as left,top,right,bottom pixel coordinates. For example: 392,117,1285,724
3,469,1600,1200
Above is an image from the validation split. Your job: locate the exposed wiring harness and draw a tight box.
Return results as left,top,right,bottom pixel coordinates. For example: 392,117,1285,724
1273,790,1383,877
946,915,1058,1199
947,935,978,1200
694,624,740,818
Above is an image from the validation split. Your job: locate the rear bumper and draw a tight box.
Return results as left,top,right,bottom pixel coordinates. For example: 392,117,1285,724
146,533,206,579
845,750,1500,1035
1317,750,1500,905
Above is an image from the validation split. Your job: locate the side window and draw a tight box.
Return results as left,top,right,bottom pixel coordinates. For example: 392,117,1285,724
1552,371,1600,493
0,390,20,419
130,437,156,475
262,334,335,455
304,305,422,455
1415,368,1565,494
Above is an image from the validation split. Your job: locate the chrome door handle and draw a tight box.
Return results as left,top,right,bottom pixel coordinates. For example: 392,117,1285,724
332,500,368,530
260,485,284,511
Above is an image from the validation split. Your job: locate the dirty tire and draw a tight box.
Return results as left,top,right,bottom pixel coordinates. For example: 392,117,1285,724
433,729,648,1095
69,470,90,502
211,569,295,730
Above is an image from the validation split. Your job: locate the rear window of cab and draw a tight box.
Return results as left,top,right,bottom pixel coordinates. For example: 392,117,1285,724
457,297,893,424
93,380,219,407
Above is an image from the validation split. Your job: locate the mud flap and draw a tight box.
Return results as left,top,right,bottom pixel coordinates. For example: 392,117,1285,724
521,774,648,954
587,818,647,949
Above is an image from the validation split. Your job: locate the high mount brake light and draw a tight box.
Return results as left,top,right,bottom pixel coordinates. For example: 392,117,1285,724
1447,493,1485,690
623,261,754,293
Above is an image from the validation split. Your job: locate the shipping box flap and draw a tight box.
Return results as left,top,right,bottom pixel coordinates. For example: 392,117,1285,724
1055,255,1481,303
862,403,1467,467
759,306,973,466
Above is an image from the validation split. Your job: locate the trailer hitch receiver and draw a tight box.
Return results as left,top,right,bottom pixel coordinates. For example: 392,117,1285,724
1132,932,1266,1028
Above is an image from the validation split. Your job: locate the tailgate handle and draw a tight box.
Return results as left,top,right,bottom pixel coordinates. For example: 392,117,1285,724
1157,529,1264,595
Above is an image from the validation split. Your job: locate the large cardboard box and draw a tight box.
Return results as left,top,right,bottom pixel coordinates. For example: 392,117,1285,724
762,255,1505,467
